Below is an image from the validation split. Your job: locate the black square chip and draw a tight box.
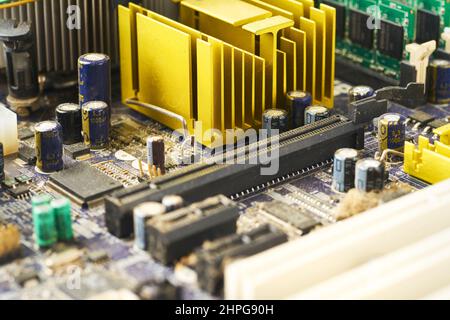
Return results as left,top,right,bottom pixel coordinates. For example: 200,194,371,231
349,9,374,49
416,9,440,44
49,162,123,206
377,19,404,60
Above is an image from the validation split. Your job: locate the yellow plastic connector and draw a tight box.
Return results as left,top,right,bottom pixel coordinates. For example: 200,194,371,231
404,130,450,184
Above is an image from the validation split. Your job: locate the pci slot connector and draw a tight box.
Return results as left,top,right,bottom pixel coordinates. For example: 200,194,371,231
146,195,239,264
194,224,287,296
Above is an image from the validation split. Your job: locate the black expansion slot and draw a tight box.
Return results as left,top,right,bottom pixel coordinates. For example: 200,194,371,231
105,115,364,237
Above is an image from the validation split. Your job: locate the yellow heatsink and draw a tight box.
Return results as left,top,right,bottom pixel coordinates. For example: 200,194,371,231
119,0,336,146
0,0,35,10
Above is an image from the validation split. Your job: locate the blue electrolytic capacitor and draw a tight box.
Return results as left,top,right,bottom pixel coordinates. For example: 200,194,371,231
34,121,64,173
332,148,359,193
78,53,111,115
286,90,312,128
355,158,385,192
81,101,110,150
378,113,406,152
304,105,329,125
428,59,450,104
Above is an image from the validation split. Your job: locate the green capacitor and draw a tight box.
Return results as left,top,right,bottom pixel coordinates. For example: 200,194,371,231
32,204,57,248
31,194,52,207
51,198,74,241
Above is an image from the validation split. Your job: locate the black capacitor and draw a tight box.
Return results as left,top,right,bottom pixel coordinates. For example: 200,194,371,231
147,136,166,175
304,105,330,124
428,59,450,104
348,85,375,103
286,90,312,128
262,109,289,136
355,158,385,192
56,103,82,145
0,142,4,182
0,20,39,100
332,148,359,193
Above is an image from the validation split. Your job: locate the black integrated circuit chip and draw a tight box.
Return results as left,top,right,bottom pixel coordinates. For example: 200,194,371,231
415,9,440,44
349,9,374,49
429,119,448,129
410,111,435,125
64,143,90,159
377,19,404,60
323,0,346,39
49,162,123,205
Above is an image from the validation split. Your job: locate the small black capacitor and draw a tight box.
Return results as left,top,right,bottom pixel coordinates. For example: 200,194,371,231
286,90,312,128
147,136,166,175
348,85,375,103
262,109,289,136
56,103,82,145
304,105,330,125
0,142,4,182
355,158,385,192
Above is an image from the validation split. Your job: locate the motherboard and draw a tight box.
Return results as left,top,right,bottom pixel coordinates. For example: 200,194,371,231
1,0,450,301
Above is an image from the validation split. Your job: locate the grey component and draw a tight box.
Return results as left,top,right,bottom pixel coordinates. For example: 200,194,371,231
348,98,388,125
348,82,426,124
375,82,426,108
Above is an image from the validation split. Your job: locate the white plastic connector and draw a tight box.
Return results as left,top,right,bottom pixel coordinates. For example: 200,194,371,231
405,40,436,87
291,226,450,299
422,284,450,300
0,103,19,155
224,179,450,299
442,27,450,53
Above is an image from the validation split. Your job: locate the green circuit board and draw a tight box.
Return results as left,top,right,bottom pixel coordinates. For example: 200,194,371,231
323,0,450,80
